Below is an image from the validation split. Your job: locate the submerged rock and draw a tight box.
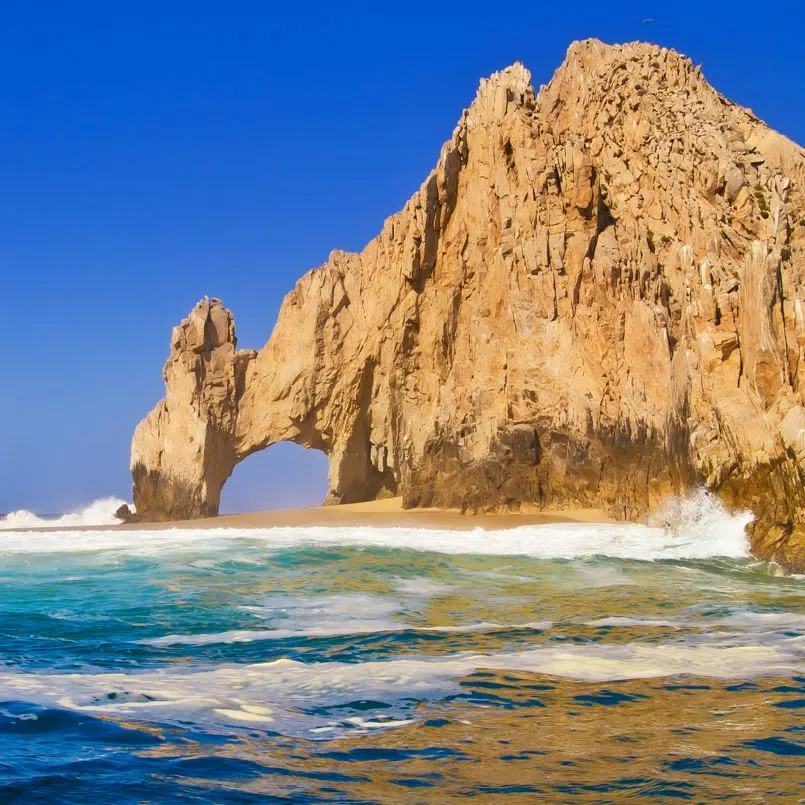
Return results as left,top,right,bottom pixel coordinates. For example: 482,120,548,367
131,40,805,570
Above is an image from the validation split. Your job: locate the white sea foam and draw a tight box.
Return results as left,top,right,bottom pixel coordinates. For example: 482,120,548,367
586,610,805,632
586,616,691,629
712,611,805,630
649,488,753,552
135,591,548,646
240,592,402,627
392,577,454,598
0,497,130,530
1,636,801,737
0,491,752,561
139,620,553,647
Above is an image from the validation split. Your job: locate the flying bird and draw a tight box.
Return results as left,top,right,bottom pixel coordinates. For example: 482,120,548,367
643,17,654,23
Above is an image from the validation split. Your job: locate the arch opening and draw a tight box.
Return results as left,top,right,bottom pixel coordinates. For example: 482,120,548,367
219,442,329,514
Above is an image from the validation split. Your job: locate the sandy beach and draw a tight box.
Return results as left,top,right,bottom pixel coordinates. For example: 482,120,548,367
115,497,618,531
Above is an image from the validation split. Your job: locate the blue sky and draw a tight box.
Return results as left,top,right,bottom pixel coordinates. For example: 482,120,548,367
1,1,803,513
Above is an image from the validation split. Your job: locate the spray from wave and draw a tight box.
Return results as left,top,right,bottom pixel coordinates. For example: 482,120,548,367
0,491,751,561
649,488,753,557
0,497,130,530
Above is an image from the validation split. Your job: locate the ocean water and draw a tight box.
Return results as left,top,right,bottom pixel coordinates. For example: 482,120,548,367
0,497,803,802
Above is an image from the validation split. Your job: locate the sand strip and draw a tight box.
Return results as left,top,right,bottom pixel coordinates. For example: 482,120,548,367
111,497,617,532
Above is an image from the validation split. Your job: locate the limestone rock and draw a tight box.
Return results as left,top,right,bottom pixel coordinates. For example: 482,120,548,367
131,40,805,570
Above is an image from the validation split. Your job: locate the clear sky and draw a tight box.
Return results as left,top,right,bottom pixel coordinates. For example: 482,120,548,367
1,0,803,514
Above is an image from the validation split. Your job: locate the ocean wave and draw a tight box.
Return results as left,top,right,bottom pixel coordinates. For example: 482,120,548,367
141,609,805,649
649,488,753,544
0,636,801,737
586,616,692,629
141,588,550,646
0,497,129,530
0,491,751,561
587,610,805,632
138,620,553,647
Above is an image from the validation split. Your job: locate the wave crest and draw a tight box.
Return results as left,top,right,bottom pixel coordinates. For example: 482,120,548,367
0,497,130,530
0,490,751,561
649,488,753,557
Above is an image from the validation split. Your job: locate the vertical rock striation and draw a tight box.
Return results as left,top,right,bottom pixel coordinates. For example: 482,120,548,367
131,40,805,570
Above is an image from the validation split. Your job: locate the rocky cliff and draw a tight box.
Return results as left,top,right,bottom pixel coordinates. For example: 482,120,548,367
131,39,805,570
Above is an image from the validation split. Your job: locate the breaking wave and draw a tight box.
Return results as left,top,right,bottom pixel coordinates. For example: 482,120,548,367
0,491,751,561
0,497,129,530
650,488,753,546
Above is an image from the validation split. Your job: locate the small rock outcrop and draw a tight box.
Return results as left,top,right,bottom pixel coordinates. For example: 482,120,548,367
131,40,805,570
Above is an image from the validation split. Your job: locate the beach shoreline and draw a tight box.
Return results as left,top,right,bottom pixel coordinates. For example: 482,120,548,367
40,497,620,532
119,498,619,531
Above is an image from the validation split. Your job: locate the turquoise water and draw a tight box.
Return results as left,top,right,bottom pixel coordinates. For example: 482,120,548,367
0,504,803,802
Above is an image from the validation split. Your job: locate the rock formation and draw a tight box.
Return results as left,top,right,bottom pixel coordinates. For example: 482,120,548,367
131,39,805,570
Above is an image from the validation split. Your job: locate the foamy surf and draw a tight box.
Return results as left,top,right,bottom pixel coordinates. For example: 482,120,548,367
0,492,752,561
0,497,129,529
0,637,801,738
138,620,554,647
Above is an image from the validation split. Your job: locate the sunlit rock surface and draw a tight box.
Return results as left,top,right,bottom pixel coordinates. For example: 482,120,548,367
131,40,805,570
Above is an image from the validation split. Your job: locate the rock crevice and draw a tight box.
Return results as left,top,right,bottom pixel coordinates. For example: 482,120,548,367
131,40,805,570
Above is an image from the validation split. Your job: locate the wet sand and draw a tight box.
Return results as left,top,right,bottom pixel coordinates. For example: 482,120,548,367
115,497,618,531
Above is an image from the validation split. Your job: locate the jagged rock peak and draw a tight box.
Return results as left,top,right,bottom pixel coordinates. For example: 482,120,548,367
470,60,534,116
131,41,805,572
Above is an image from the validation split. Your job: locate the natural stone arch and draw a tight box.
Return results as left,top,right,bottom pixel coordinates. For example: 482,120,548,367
131,297,399,520
131,44,805,573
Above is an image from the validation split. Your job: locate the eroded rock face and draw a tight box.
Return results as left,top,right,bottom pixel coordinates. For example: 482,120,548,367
132,40,805,569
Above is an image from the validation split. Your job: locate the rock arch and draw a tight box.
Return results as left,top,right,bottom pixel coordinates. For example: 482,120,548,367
131,43,805,571
131,297,399,520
